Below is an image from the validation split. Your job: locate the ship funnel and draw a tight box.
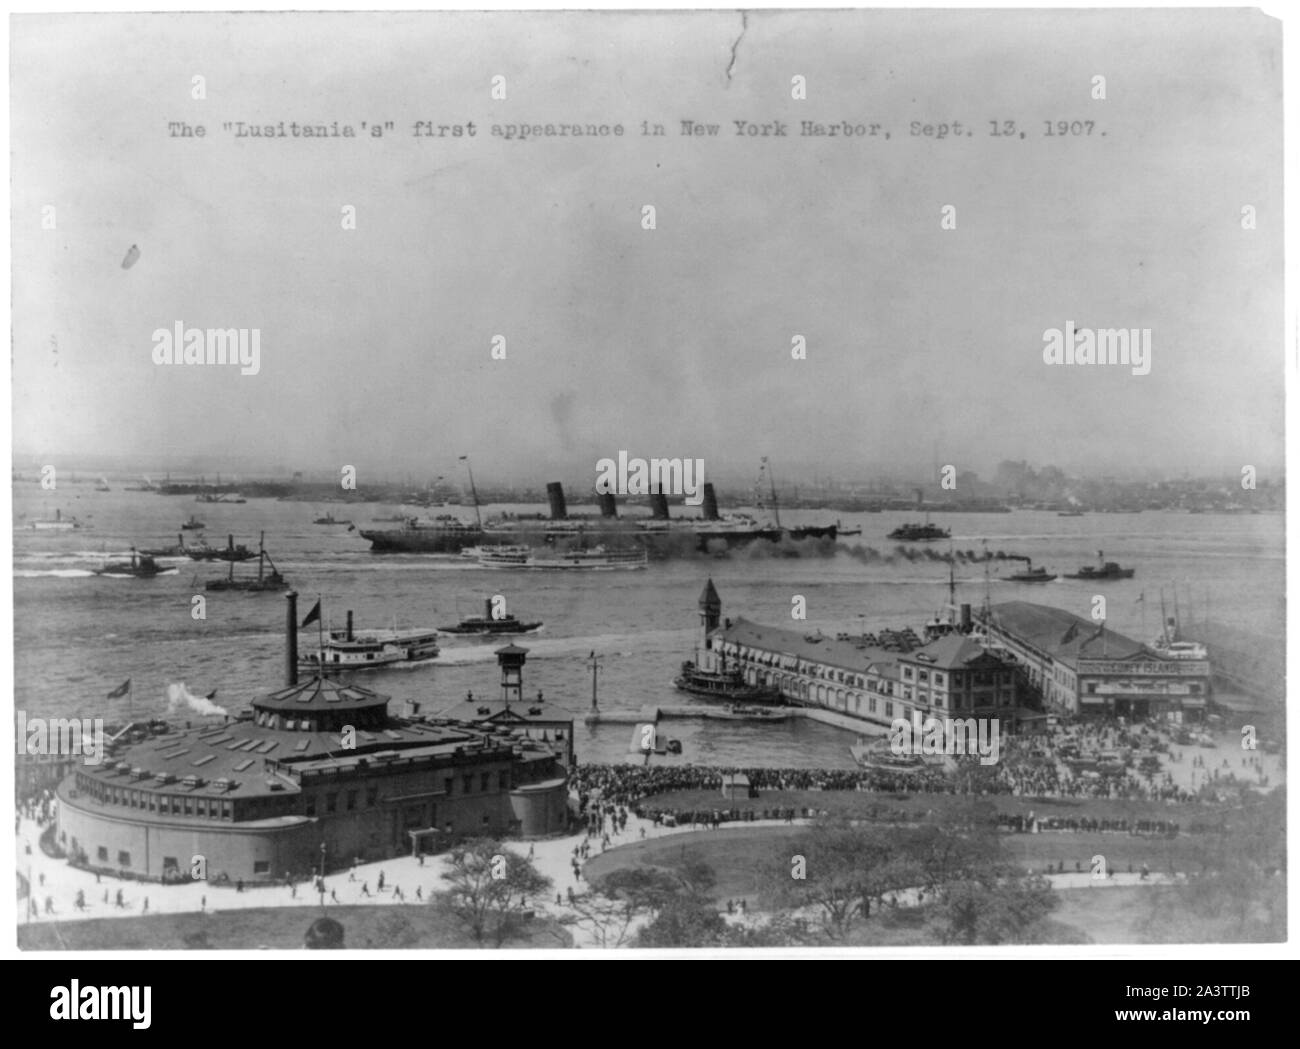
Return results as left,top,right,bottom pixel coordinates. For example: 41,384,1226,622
649,490,670,520
346,610,354,642
546,482,568,520
598,492,618,518
285,591,299,687
960,603,972,631
485,597,494,620
702,483,720,521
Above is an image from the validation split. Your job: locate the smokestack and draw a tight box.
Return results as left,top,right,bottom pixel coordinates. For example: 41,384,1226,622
346,610,354,642
598,492,618,518
702,483,720,521
546,482,568,520
960,603,972,631
228,534,234,550
285,591,299,687
485,597,494,620
649,490,670,520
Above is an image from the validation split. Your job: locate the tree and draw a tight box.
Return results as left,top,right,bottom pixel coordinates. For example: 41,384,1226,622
933,873,1058,945
762,817,917,940
563,868,681,948
440,839,552,946
637,895,729,948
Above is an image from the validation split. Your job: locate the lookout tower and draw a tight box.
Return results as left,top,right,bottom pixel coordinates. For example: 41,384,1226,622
496,644,528,708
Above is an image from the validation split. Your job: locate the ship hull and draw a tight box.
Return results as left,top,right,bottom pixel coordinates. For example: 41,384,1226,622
362,522,844,554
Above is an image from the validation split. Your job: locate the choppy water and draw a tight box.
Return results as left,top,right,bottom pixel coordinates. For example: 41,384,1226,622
12,486,1285,769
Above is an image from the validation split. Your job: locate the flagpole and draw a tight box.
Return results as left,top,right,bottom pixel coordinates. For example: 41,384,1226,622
318,593,325,668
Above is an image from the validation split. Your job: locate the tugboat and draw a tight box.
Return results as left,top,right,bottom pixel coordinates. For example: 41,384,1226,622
1007,559,1057,583
888,519,951,542
94,476,111,492
480,545,648,570
95,549,174,578
439,597,543,636
205,532,287,591
1063,550,1135,580
187,534,255,562
181,515,206,531
313,511,352,526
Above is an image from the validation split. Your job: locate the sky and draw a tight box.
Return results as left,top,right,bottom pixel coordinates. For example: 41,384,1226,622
10,9,1285,487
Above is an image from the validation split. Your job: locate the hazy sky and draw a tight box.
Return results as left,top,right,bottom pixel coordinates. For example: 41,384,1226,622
11,10,1284,485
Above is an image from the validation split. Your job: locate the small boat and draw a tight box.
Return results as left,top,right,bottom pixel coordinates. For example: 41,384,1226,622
181,515,206,531
1007,561,1057,583
140,533,189,558
1058,510,1084,517
849,737,939,774
313,512,352,526
94,477,111,492
205,532,287,591
439,597,542,635
1063,550,1135,580
196,492,247,504
95,549,174,578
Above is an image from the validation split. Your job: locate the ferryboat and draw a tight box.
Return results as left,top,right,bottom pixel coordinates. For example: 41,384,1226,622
27,509,82,531
674,659,782,703
480,545,648,570
888,520,951,542
94,549,175,578
205,533,287,591
187,535,255,562
300,627,441,673
439,597,542,636
471,544,532,566
1063,551,1135,580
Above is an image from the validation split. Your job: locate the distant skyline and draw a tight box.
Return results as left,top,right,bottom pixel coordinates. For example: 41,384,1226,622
11,10,1285,483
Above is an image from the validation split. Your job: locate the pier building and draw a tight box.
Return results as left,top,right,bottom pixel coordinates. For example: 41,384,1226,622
977,601,1212,720
54,595,569,885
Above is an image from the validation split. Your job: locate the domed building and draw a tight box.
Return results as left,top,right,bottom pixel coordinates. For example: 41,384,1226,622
54,595,570,885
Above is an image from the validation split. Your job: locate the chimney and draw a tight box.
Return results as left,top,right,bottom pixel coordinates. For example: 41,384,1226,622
285,591,299,687
960,603,972,631
702,483,720,521
346,610,353,642
598,492,618,518
649,490,670,520
546,482,568,520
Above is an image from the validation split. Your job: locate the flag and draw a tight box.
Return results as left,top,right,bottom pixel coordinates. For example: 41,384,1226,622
107,679,131,699
205,690,218,700
458,455,468,461
1060,622,1079,645
301,599,321,628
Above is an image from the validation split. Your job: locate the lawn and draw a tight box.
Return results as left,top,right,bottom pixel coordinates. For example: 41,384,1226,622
18,904,572,951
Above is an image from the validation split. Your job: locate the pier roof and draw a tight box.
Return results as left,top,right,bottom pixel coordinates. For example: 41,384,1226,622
902,633,1009,669
985,601,1149,667
714,617,899,674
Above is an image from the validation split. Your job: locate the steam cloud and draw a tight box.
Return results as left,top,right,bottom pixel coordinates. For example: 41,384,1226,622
165,683,228,718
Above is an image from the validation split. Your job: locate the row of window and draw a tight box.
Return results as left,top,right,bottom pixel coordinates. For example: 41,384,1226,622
78,775,234,820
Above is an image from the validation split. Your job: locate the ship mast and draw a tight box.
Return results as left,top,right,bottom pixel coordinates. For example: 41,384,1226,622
764,458,782,529
460,455,482,529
